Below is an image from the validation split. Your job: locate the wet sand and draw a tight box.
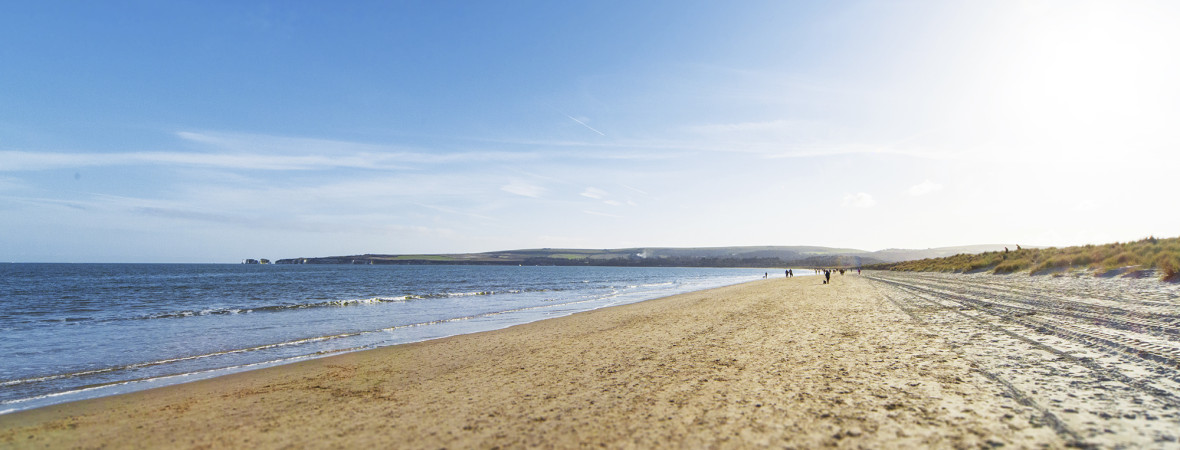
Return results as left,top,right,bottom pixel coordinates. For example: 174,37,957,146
0,275,1062,448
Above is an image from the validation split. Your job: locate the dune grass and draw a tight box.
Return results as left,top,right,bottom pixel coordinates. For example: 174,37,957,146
879,237,1180,281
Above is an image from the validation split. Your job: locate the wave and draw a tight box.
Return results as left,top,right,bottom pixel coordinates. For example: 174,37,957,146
0,332,365,389
622,281,676,289
0,272,764,415
140,288,569,318
19,287,575,326
0,346,364,414
0,290,613,392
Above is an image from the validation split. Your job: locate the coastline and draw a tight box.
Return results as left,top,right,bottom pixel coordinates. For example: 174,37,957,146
0,276,1061,448
0,265,766,414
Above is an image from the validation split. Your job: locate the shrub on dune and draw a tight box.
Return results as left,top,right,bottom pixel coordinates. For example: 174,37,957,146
1156,253,1180,282
880,236,1180,281
1100,252,1139,270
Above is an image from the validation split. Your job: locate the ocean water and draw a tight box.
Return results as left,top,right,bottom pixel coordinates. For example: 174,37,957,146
0,263,777,414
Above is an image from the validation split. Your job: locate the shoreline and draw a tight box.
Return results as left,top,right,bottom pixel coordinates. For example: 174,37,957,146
0,275,1062,448
1,266,771,415
3,274,766,416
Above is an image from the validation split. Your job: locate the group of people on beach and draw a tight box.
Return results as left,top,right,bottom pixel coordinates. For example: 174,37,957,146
814,267,860,284
769,267,861,284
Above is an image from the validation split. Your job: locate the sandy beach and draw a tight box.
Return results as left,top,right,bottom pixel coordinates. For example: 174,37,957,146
0,275,1074,448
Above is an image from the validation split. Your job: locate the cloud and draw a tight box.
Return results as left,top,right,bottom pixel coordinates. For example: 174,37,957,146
583,210,623,218
908,180,943,196
178,131,539,164
414,203,496,221
5,196,90,211
580,187,609,199
501,180,545,198
687,119,813,134
132,206,258,226
620,184,649,195
0,131,545,173
0,176,28,191
0,150,406,172
580,187,631,207
563,114,606,136
471,132,943,162
842,192,876,208
1073,200,1099,212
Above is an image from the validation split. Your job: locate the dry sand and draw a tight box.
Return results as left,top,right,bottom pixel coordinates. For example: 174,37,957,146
0,275,1063,448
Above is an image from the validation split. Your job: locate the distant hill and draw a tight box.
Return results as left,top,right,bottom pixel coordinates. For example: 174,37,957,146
273,244,1013,268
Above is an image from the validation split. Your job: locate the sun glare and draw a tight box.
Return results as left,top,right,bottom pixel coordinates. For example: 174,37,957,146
970,1,1179,162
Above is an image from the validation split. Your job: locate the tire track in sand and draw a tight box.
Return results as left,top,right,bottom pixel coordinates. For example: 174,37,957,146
868,272,1180,447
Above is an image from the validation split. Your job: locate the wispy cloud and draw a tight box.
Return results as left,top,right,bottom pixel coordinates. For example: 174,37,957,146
5,196,90,211
580,187,609,199
413,203,497,221
679,116,957,160
686,119,815,134
178,131,540,164
620,184,649,196
908,179,943,196
583,210,623,218
0,130,545,172
501,180,545,198
1073,200,1099,212
563,114,606,136
8,193,254,224
842,192,876,208
464,131,944,162
580,186,631,207
187,174,496,212
131,206,260,226
0,150,403,171
0,176,28,191
461,136,687,161
14,188,477,237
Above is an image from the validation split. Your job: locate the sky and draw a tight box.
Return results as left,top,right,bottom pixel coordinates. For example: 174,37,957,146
2,1,1178,263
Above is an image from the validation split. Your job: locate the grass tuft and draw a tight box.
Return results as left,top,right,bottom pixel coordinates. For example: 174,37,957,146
1157,253,1180,282
875,236,1180,281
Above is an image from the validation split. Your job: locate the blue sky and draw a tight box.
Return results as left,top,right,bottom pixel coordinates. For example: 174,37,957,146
2,1,1178,262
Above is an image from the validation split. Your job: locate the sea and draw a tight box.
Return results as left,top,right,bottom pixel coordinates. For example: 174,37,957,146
0,263,786,414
